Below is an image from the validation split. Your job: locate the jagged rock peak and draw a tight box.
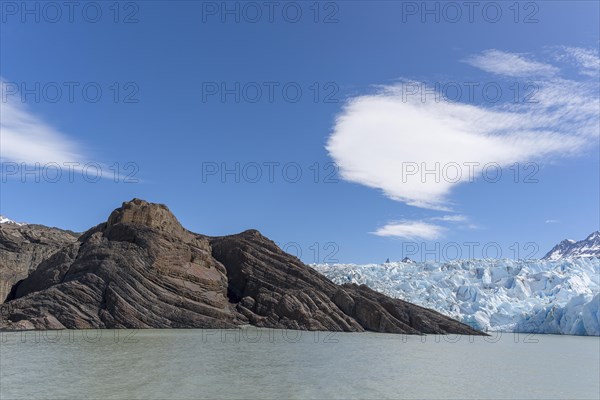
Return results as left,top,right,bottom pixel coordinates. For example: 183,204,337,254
106,198,185,235
543,230,600,260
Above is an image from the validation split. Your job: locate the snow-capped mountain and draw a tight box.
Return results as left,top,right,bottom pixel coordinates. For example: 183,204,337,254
0,215,24,226
311,258,600,335
543,231,600,260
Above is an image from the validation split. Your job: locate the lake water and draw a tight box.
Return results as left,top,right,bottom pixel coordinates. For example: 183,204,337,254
1,328,599,399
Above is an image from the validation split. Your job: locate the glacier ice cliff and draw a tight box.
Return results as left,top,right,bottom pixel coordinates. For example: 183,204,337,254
311,258,600,335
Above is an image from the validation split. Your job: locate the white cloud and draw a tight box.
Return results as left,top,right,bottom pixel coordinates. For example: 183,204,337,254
327,49,599,212
554,46,600,77
0,98,85,166
465,49,559,77
373,214,472,240
431,215,467,222
371,221,444,240
0,79,116,179
545,219,560,224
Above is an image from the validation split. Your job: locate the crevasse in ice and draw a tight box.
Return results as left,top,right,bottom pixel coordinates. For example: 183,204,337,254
310,258,600,335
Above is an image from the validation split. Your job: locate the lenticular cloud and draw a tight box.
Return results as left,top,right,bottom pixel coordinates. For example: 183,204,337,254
326,49,599,211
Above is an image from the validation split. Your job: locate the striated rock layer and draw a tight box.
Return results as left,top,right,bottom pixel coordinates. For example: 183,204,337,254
0,223,78,303
0,199,483,335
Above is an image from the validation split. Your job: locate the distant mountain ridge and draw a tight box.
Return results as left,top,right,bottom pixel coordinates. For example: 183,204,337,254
543,231,600,260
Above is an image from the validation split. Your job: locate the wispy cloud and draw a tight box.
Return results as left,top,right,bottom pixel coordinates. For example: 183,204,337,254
553,46,600,77
430,214,467,222
371,220,445,240
545,219,560,224
0,99,84,166
0,79,112,178
327,48,599,213
372,214,473,240
464,49,559,77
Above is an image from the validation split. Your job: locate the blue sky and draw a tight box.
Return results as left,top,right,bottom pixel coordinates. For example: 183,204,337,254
1,1,599,263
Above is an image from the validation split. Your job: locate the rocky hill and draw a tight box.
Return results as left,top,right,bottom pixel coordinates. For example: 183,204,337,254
0,199,483,335
0,222,78,303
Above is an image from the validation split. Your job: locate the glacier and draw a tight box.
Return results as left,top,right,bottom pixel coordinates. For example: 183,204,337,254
310,258,600,335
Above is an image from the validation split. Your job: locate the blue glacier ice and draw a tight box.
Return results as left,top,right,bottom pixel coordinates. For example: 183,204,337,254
311,258,600,335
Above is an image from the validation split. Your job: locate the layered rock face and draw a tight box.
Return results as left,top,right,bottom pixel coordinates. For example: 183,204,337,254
0,223,78,303
210,231,479,334
0,199,483,335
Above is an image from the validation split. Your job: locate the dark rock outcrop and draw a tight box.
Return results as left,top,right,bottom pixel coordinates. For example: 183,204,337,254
0,199,484,335
0,223,78,303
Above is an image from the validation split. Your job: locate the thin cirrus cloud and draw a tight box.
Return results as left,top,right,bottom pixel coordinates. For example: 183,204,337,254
327,48,599,238
0,94,124,182
371,220,445,240
553,46,600,77
1,96,84,166
464,49,559,77
430,214,467,222
0,81,137,182
0,79,114,178
372,215,468,240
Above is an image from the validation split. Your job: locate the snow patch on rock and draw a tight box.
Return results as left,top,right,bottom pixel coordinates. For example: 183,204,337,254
0,216,24,226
